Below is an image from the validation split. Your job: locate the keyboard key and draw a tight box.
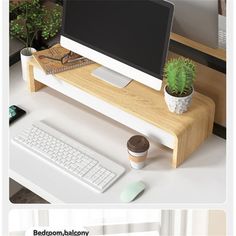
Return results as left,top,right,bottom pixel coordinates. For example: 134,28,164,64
12,121,125,193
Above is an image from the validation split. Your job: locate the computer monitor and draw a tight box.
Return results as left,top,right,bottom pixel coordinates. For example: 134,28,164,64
60,0,174,91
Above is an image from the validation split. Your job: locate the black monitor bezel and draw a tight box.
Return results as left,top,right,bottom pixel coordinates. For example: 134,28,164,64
61,0,174,80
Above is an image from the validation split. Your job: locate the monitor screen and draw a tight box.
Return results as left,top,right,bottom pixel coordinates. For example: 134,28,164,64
62,0,173,79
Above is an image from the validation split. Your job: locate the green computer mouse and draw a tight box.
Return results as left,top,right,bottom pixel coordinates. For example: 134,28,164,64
120,181,146,203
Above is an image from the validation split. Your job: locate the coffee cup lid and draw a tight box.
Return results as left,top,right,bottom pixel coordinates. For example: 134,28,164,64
127,135,149,153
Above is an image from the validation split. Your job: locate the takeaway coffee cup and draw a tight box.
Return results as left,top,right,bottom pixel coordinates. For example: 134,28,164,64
127,135,150,169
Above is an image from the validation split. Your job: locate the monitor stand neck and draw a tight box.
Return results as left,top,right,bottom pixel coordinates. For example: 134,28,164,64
91,66,132,88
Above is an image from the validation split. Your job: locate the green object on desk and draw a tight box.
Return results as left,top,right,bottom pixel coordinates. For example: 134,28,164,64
120,181,146,203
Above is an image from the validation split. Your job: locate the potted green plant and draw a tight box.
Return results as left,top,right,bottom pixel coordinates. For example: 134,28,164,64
10,0,62,81
164,57,196,114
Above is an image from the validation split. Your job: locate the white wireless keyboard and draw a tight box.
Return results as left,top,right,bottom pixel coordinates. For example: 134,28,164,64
12,121,125,193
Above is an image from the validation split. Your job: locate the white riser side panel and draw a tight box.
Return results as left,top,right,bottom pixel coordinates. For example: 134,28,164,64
33,68,175,149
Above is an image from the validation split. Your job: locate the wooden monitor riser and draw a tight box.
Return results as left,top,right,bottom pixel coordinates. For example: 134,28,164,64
27,59,215,168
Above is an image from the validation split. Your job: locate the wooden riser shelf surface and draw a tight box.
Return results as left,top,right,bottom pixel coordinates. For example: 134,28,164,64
28,58,215,167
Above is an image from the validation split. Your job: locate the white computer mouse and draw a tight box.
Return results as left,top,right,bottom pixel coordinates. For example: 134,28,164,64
120,181,146,203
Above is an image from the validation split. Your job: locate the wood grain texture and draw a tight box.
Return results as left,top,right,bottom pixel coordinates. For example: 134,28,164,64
168,51,226,126
28,58,215,167
170,33,226,61
173,100,215,167
27,63,46,92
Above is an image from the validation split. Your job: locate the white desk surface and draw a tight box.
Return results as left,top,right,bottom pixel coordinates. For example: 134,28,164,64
9,62,226,204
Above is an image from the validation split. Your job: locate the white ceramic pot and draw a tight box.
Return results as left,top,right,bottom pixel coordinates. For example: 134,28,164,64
20,47,36,82
164,85,194,114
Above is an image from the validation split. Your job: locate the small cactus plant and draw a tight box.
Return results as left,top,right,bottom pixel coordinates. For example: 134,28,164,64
164,57,196,96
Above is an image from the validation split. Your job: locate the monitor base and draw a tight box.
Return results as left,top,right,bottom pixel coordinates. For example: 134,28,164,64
91,66,132,88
